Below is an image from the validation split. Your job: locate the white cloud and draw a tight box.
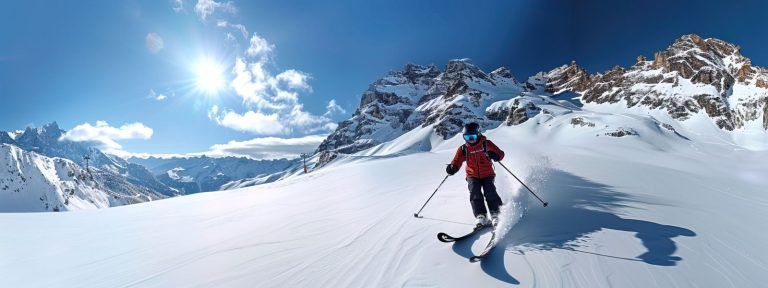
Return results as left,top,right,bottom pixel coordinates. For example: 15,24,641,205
224,53,339,134
217,20,248,39
195,0,236,20
60,121,153,156
63,121,153,141
125,152,192,159
286,104,327,128
208,106,286,134
246,33,275,60
126,134,327,160
230,59,285,110
232,24,248,39
208,104,338,135
228,58,312,111
148,89,169,101
206,134,327,159
145,32,164,54
324,122,339,131
275,69,311,90
225,32,237,43
171,0,184,12
274,90,299,102
324,99,347,116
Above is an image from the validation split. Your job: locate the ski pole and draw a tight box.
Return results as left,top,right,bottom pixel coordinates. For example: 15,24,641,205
413,174,450,218
497,162,549,207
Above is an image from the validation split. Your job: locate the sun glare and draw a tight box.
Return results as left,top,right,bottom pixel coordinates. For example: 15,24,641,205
194,58,225,93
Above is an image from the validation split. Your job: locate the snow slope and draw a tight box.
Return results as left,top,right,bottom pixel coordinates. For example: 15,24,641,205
2,115,767,287
0,144,108,212
1,122,177,207
0,144,167,212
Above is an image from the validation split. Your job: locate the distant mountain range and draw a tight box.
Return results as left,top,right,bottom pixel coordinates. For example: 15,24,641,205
127,156,298,194
1,123,172,212
0,123,300,212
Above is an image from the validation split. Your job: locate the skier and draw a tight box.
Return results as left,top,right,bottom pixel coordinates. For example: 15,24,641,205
445,122,505,227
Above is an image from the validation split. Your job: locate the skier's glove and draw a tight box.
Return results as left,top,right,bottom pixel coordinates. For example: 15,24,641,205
487,151,501,162
446,164,458,175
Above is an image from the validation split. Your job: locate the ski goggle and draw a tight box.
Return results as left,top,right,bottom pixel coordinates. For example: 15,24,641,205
463,134,478,142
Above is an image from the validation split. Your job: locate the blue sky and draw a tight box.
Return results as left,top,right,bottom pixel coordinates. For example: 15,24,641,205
1,0,766,159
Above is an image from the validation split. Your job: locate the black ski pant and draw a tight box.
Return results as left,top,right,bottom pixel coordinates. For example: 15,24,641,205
467,176,502,217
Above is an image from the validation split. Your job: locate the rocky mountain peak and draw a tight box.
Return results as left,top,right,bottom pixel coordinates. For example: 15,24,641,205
542,60,592,94
670,34,740,56
574,35,768,131
315,63,443,158
490,67,516,81
42,121,61,130
16,122,64,145
41,122,63,139
443,58,492,83
403,63,440,83
649,34,751,87
0,131,15,144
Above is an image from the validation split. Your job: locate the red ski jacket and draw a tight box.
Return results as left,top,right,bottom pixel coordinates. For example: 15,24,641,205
450,136,505,179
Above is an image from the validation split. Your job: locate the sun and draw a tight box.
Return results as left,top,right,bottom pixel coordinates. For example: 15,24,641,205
194,58,225,93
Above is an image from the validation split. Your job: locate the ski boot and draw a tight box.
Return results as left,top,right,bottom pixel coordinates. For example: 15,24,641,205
490,213,499,227
475,214,491,227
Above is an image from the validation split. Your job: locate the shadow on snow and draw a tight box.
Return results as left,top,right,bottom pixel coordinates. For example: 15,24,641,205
449,168,696,284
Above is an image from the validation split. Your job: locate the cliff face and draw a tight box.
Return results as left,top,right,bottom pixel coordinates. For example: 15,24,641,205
572,34,768,131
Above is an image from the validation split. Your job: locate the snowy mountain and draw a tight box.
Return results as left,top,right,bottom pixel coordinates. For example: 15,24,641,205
315,59,524,166
3,122,177,197
315,63,440,156
0,144,164,212
0,122,306,211
318,35,768,168
543,34,768,148
0,122,178,211
0,132,16,145
127,156,298,193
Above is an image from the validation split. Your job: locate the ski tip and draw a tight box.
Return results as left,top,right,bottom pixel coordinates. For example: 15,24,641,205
469,256,483,262
437,232,454,242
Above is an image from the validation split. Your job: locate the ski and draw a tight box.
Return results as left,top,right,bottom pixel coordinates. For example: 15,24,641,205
437,224,490,243
469,229,497,262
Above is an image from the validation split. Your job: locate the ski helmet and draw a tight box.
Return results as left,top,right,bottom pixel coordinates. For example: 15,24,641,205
462,122,481,136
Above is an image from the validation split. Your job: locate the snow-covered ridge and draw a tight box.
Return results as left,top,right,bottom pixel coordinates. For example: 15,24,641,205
0,123,177,211
555,34,768,133
0,144,162,212
0,121,304,211
3,122,176,196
